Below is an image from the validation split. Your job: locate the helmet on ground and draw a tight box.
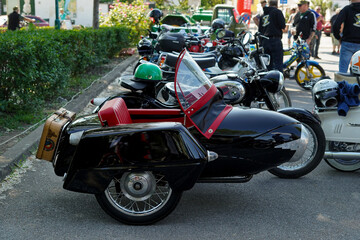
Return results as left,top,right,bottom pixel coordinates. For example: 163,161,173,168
211,18,225,31
149,9,163,24
312,79,338,107
134,63,162,82
350,50,360,75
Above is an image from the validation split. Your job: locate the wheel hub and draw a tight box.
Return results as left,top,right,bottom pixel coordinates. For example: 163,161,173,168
120,172,156,201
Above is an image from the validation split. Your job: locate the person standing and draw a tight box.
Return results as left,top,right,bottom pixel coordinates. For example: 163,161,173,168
60,8,67,21
258,0,286,72
286,8,297,48
333,0,360,73
292,0,316,45
7,6,35,31
253,0,267,26
312,6,325,59
330,8,341,55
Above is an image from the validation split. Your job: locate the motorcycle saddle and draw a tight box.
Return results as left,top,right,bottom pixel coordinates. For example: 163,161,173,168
120,75,155,92
165,53,216,69
335,72,360,85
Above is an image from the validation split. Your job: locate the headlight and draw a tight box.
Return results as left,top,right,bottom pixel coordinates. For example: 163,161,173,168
259,70,283,93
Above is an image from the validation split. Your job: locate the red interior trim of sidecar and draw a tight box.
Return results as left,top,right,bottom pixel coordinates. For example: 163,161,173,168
129,109,182,115
98,97,194,128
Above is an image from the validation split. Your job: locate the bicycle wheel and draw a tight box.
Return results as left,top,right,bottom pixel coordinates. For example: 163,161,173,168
294,62,325,90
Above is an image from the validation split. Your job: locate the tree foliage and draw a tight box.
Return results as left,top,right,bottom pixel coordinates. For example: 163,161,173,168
99,0,150,44
310,0,336,16
200,0,224,9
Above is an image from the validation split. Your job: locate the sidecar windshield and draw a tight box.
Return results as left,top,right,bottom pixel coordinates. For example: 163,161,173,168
175,49,233,139
174,50,213,109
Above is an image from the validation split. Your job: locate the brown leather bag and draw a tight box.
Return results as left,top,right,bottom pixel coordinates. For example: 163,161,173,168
36,108,76,162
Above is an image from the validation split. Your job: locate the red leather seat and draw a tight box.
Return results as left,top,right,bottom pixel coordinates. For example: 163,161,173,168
98,98,132,127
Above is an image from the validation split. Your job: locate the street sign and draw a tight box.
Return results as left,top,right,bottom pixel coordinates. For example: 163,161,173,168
280,0,287,4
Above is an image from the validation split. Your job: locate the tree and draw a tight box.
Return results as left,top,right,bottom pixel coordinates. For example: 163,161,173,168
311,0,334,16
201,0,224,9
93,0,99,29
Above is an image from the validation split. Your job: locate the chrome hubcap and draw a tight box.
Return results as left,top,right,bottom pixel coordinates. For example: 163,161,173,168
121,172,156,201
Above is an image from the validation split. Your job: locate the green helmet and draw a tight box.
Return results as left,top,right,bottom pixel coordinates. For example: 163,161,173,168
134,63,162,82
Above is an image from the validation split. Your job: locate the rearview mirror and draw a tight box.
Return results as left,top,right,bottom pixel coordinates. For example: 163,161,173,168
216,29,226,39
242,32,251,45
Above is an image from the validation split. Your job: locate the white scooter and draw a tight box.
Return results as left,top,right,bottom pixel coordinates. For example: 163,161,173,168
312,71,360,171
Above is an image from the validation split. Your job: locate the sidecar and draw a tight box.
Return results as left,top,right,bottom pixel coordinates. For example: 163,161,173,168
36,50,308,225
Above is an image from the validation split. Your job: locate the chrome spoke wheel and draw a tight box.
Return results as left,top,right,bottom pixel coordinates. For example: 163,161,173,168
268,118,325,178
105,172,172,216
278,122,318,170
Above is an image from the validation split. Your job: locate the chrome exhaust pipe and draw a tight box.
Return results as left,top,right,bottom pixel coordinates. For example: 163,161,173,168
324,151,360,160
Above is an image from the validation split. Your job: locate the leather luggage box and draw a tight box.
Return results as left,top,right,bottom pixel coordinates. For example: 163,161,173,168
36,108,76,162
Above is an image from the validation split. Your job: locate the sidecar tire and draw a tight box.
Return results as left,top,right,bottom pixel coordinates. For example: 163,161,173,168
268,119,325,178
325,158,360,172
95,172,182,225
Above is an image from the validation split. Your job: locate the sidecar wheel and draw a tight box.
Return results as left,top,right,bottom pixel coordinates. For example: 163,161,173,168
325,158,360,172
268,119,325,178
95,172,182,225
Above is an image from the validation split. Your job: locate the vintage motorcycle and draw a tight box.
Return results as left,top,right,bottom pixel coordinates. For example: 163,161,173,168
313,51,360,171
93,51,325,179
312,78,360,171
37,50,312,225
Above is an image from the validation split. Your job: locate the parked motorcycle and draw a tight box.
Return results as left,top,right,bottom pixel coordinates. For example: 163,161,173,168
93,52,325,179
37,50,311,225
283,39,325,90
314,51,360,171
312,78,360,171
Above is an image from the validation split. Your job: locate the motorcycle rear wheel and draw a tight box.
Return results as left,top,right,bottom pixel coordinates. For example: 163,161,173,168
95,172,182,225
268,118,325,178
294,62,325,90
325,158,360,172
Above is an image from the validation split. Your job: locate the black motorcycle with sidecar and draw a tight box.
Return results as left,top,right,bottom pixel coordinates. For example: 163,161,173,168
37,50,311,225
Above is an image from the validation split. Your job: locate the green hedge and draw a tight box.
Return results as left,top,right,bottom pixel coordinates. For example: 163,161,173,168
0,27,131,112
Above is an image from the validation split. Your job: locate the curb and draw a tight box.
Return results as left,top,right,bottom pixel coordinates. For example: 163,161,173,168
0,55,138,181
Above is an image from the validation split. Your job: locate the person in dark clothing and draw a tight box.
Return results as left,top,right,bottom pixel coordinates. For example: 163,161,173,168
312,6,324,59
7,6,35,31
333,0,360,73
292,0,316,45
258,0,285,72
330,8,341,55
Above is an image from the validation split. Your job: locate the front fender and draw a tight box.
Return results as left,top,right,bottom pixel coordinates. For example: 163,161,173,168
63,122,208,194
297,60,320,68
278,107,321,124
